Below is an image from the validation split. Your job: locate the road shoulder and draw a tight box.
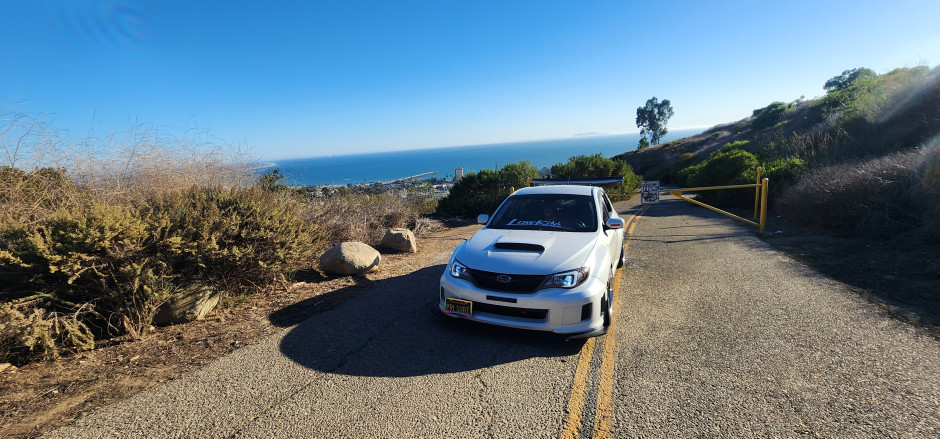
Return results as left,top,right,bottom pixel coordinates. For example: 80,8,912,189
0,224,481,438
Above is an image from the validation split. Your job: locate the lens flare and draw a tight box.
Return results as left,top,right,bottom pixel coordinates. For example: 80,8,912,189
46,1,153,51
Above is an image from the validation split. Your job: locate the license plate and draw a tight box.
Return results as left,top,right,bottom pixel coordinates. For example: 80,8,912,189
444,298,472,317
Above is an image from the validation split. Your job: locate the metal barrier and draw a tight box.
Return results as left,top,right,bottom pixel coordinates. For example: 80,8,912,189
666,178,769,233
616,168,770,233
521,171,771,233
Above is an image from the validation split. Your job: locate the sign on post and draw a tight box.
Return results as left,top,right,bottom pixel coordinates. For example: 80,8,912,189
640,181,660,204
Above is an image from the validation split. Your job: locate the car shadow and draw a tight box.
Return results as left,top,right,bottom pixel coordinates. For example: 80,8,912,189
274,265,583,378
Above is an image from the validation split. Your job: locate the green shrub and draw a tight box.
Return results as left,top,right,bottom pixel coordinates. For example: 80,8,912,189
257,167,291,193
824,67,877,92
811,76,880,124
0,300,96,364
797,66,939,164
676,153,698,166
549,153,641,197
810,67,932,127
0,199,156,362
716,140,750,155
437,161,539,217
9,201,169,332
749,157,808,198
750,102,790,131
677,149,759,207
147,187,323,295
676,163,701,188
0,185,323,363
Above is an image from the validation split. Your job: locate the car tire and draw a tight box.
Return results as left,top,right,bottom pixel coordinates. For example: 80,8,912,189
617,245,626,268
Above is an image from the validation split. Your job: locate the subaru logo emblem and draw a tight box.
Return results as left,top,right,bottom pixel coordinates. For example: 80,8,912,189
496,275,512,283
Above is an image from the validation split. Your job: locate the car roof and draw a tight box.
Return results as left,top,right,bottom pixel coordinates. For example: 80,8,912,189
512,185,597,196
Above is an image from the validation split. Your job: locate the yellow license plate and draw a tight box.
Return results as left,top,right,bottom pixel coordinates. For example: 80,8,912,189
444,298,472,317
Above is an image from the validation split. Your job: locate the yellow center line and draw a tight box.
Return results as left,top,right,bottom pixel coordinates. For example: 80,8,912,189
591,256,625,437
560,336,596,439
560,209,644,439
591,206,645,438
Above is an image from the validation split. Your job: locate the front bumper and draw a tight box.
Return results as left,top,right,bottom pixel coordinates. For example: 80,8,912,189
438,270,607,335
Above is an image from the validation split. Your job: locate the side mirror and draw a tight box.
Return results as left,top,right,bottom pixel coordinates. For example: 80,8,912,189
477,214,489,225
605,218,624,230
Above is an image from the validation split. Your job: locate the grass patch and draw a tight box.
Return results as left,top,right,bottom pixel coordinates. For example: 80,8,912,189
779,146,940,241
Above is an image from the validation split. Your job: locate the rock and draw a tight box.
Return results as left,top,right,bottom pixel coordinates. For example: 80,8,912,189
320,242,381,275
153,283,220,325
381,228,417,253
0,363,13,373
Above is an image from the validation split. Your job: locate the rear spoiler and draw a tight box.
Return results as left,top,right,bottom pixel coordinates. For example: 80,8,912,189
529,177,624,186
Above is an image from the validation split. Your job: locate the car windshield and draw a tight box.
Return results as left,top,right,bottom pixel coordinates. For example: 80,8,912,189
488,194,597,232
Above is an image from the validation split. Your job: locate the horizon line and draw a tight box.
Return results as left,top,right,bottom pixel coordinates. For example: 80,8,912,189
265,127,708,163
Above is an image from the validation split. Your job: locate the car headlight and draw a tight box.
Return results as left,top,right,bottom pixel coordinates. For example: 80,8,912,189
450,260,471,280
543,267,590,289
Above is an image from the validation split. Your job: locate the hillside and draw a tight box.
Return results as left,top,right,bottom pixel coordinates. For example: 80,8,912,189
615,65,940,332
617,66,940,187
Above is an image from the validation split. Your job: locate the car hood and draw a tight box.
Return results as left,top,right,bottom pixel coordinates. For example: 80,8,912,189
455,228,596,275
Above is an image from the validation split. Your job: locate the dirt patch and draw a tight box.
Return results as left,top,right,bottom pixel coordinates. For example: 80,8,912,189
760,215,940,338
0,223,480,438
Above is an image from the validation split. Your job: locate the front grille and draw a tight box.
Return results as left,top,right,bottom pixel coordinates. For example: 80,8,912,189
473,301,547,320
468,269,546,293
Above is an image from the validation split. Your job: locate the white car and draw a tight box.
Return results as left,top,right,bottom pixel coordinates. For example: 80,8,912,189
439,184,625,337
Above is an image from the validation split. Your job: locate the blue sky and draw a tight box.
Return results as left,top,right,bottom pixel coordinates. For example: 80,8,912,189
2,0,938,161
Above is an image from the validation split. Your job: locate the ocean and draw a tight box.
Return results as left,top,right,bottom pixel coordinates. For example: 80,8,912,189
265,129,701,186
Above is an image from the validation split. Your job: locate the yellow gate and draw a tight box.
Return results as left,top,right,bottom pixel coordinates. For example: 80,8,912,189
627,168,770,233
524,170,771,233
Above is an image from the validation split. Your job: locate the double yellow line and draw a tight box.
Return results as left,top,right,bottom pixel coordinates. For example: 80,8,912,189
560,208,644,439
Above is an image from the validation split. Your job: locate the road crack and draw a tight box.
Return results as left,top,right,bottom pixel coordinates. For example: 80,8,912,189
226,298,438,438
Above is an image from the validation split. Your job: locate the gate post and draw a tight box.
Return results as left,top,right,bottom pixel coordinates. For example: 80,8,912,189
754,167,762,220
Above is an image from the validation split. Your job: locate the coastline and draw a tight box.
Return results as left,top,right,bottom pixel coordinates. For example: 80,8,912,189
264,129,701,187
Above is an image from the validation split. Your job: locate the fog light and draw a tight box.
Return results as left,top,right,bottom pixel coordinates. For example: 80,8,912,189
581,303,592,322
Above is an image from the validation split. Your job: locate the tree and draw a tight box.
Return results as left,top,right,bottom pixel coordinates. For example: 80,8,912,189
823,67,876,92
549,154,641,196
550,153,639,185
437,161,539,216
257,167,289,192
636,97,674,146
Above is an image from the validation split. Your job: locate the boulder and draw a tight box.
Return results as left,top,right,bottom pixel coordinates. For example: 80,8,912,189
381,228,417,253
320,241,381,275
153,283,220,325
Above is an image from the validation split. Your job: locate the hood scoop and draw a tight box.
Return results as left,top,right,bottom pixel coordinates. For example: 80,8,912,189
493,242,545,252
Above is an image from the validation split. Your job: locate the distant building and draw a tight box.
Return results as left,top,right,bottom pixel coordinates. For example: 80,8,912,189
455,167,464,181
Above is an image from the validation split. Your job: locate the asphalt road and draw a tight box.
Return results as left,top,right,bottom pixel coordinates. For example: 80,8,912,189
47,197,940,438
